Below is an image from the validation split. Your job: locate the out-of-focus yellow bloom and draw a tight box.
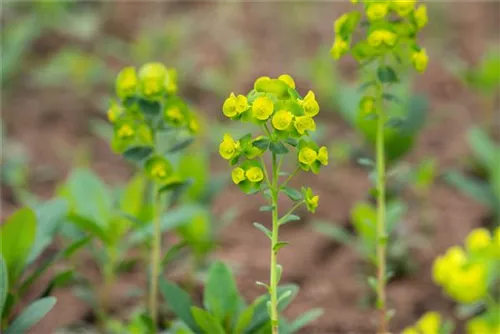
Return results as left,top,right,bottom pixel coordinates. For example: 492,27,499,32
298,147,318,165
294,116,316,135
245,167,264,183
252,96,274,120
367,2,389,21
145,156,173,183
334,14,348,34
188,117,200,134
466,228,491,254
301,91,320,117
117,124,135,139
138,63,167,97
304,187,319,213
401,327,418,334
107,101,123,123
318,147,329,166
359,96,375,115
414,4,428,29
412,48,429,73
278,74,295,88
416,312,441,334
331,37,349,60
368,30,397,49
223,93,248,118
392,0,417,17
272,110,294,131
466,317,490,334
165,68,178,94
115,66,138,99
232,167,246,184
219,134,240,160
164,107,185,126
432,246,467,285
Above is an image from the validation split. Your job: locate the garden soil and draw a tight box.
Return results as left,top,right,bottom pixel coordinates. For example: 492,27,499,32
1,2,499,333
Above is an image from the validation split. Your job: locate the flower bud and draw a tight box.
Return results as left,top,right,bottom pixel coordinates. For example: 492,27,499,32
115,66,138,100
412,48,429,73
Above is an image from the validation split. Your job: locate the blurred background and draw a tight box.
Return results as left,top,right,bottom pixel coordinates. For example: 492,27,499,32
1,1,499,333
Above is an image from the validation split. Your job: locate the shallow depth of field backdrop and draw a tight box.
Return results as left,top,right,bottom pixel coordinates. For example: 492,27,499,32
1,1,499,333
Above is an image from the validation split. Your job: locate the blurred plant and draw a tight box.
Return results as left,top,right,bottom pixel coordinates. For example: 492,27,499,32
108,62,198,327
160,261,322,334
333,1,429,331
1,201,88,333
445,127,500,227
315,199,421,297
401,311,454,334
432,227,500,334
219,74,327,333
449,46,500,134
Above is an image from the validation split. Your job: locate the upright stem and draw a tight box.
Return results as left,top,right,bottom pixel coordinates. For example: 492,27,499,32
375,82,388,333
149,184,161,329
269,153,280,334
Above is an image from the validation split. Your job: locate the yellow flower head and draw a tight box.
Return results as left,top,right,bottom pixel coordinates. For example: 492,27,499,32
115,66,138,99
304,187,319,213
165,68,178,94
302,91,320,117
466,317,490,334
294,116,316,135
223,93,249,118
299,147,318,165
414,4,428,29
433,246,467,285
334,14,348,34
252,96,274,120
107,101,123,123
448,263,487,303
245,167,264,183
165,107,185,125
117,124,135,139
368,30,397,48
412,48,429,73
466,228,491,254
139,63,167,97
416,312,441,334
359,96,375,115
401,327,418,334
367,2,389,21
392,0,416,17
278,74,295,88
188,117,200,134
272,110,294,131
231,167,246,184
331,37,349,60
219,134,240,160
145,157,173,182
318,146,328,166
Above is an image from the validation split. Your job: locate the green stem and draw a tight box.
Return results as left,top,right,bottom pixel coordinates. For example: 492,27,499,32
375,81,388,334
149,184,161,330
269,152,280,334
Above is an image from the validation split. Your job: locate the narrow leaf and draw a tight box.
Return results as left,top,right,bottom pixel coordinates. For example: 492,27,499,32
169,137,195,153
273,242,289,253
5,297,56,334
282,187,302,201
253,223,272,239
123,146,153,162
259,205,274,212
269,141,289,155
279,214,300,226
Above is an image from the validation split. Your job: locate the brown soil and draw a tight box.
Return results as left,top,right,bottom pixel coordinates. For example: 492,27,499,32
2,1,499,333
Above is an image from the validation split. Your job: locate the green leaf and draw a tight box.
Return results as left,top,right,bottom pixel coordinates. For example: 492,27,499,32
204,261,240,323
288,309,323,333
40,269,74,298
358,81,375,92
234,304,255,334
169,137,195,153
276,264,283,284
357,158,374,168
0,208,37,284
444,170,497,209
5,297,56,334
159,279,200,332
377,65,398,83
0,256,8,316
259,205,274,212
158,179,194,205
313,221,352,245
137,99,161,115
273,242,289,253
269,141,289,155
162,241,188,267
382,93,401,104
120,174,147,218
123,146,153,162
367,276,378,292
279,214,300,226
253,138,270,150
281,187,302,201
468,126,499,172
285,138,298,147
191,307,225,334
385,117,406,129
253,223,271,239
67,213,110,244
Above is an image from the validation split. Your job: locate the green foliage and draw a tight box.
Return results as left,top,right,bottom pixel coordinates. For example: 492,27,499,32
445,127,500,221
160,261,322,334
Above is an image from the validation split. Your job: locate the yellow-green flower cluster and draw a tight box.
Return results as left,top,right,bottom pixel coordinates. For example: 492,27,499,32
109,63,199,186
332,0,429,74
219,75,328,194
466,314,500,334
402,312,447,334
432,227,500,304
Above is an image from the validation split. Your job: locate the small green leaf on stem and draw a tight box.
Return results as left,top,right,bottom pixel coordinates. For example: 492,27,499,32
357,158,374,168
385,117,405,129
269,141,289,155
169,137,194,153
253,137,271,150
123,146,154,162
282,187,302,201
256,281,270,291
279,214,300,225
273,242,289,253
367,276,378,292
382,93,401,104
253,223,271,239
285,138,298,147
259,205,274,212
276,264,283,283
277,289,292,304
377,65,399,83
